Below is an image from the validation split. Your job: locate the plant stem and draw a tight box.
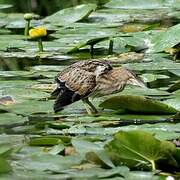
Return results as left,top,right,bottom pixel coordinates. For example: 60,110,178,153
108,39,114,55
151,160,156,171
38,38,43,52
24,20,30,37
90,44,94,59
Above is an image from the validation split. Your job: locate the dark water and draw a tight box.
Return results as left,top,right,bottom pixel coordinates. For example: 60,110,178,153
1,0,108,16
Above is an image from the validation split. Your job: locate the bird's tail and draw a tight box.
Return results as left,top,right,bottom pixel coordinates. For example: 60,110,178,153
52,87,81,113
51,87,60,97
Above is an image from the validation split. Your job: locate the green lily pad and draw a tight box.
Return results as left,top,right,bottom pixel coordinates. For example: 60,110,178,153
105,130,177,170
164,89,180,111
29,137,63,146
0,4,12,10
140,73,169,82
105,0,165,9
126,171,166,180
72,138,115,168
120,122,180,140
1,87,50,103
0,157,12,174
67,36,109,53
43,4,97,25
124,61,180,71
2,100,54,116
15,154,83,172
168,69,180,76
168,81,180,92
150,23,180,52
99,95,178,114
48,144,65,155
0,113,27,126
0,143,13,158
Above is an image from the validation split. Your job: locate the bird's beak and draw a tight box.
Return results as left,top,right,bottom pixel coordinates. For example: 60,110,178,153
127,77,147,88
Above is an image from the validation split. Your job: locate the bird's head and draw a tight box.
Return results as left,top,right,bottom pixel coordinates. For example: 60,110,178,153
94,61,112,76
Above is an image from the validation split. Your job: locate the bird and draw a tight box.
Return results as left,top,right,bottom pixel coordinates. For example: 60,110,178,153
52,60,146,114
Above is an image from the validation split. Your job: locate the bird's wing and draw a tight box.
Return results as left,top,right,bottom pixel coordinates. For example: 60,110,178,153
52,68,96,112
57,68,96,96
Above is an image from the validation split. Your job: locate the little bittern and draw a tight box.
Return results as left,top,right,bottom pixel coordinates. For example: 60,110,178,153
52,60,146,114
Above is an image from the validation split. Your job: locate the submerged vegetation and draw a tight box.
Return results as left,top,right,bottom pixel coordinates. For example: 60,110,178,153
0,0,180,179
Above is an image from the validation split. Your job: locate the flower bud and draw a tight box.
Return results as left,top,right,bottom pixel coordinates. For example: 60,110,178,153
24,13,33,20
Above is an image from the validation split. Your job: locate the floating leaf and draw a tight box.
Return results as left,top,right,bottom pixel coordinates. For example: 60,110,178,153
103,52,144,63
126,171,166,180
16,154,83,172
0,144,13,158
99,95,178,114
72,138,102,155
72,138,115,168
67,36,109,53
0,157,12,174
48,144,65,155
3,100,54,115
29,137,62,146
43,4,97,25
150,23,180,52
105,130,177,170
105,0,165,9
0,113,27,126
0,4,13,10
164,89,180,111
168,81,180,92
124,61,180,71
140,73,169,82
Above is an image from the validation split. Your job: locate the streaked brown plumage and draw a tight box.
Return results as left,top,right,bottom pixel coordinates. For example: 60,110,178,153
52,60,146,114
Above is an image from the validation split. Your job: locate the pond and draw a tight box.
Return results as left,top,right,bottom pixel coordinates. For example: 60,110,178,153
0,0,180,179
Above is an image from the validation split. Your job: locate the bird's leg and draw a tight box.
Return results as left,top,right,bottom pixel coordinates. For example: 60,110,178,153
82,98,98,115
85,98,98,113
83,100,93,115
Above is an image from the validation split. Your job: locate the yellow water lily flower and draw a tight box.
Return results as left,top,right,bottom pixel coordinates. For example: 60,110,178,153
29,27,47,39
29,27,47,52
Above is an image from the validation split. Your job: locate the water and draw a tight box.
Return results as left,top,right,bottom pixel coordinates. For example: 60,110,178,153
1,0,108,16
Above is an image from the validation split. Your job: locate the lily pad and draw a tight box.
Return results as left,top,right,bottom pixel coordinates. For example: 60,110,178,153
15,154,83,172
99,95,178,114
105,130,178,170
150,23,180,52
0,157,12,174
0,113,27,126
0,4,13,10
1,100,54,116
0,143,13,158
105,0,165,9
167,81,180,92
29,137,63,146
164,89,180,111
43,4,97,25
140,73,169,82
67,36,109,53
